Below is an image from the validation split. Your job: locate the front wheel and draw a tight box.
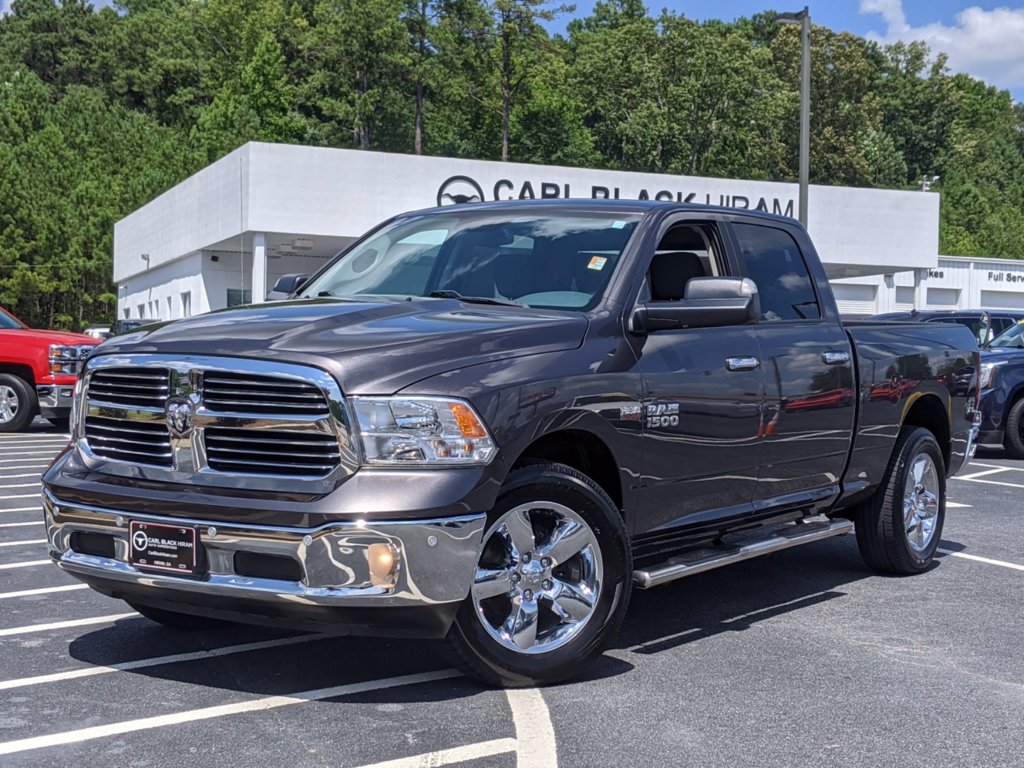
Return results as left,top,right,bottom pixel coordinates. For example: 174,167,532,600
447,462,631,687
1002,398,1024,459
0,374,36,433
855,427,946,574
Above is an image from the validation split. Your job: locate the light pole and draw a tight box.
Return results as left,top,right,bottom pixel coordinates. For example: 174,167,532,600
777,7,810,228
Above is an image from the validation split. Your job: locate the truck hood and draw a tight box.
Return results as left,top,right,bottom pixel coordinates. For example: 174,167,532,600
980,348,1024,365
1,328,98,346
91,297,589,393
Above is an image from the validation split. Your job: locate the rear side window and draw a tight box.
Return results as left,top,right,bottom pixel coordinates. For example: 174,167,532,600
734,223,821,321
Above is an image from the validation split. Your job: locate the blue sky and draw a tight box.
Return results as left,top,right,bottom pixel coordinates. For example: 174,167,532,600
1,0,1022,100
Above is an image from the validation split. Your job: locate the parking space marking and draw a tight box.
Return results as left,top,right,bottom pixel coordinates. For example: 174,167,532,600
354,739,517,768
0,560,49,570
506,688,558,768
0,613,137,638
0,466,49,472
0,633,326,691
939,549,1024,573
0,538,45,548
964,461,1024,472
0,474,42,480
0,521,39,529
0,484,42,490
0,434,69,440
946,501,972,508
0,668,460,757
952,476,1024,490
0,507,38,514
957,467,1012,480
0,494,42,501
0,449,61,456
0,584,88,601
0,457,52,464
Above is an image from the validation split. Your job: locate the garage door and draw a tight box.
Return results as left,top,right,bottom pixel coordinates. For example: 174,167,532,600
980,290,1024,311
832,283,877,317
927,287,959,307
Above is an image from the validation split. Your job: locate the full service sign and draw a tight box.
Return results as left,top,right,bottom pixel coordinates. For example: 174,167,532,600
435,173,796,217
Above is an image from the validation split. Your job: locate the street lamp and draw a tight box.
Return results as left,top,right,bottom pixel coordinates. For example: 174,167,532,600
777,7,810,228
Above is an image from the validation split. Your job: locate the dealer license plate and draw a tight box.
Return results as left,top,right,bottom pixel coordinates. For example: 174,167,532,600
129,521,199,575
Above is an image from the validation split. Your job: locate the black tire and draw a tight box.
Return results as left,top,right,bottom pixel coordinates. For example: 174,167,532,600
46,416,69,429
0,374,36,433
855,427,946,574
1002,398,1024,459
129,602,237,631
447,462,631,687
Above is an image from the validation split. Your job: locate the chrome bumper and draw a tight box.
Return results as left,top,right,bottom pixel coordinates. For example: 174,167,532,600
36,384,74,415
964,408,982,465
43,490,486,609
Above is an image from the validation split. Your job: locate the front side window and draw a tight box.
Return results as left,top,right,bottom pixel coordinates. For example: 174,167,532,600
0,307,25,329
301,211,642,310
734,223,821,321
989,322,1024,348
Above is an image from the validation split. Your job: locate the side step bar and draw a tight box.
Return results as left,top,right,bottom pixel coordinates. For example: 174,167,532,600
633,518,853,589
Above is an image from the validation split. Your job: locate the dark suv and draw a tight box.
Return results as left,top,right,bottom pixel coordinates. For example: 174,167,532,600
870,309,1024,346
977,320,1024,457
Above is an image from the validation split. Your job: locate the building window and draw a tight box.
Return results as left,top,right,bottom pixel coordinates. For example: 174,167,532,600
123,308,130,319
137,304,144,318
227,289,252,307
166,297,173,318
181,291,192,317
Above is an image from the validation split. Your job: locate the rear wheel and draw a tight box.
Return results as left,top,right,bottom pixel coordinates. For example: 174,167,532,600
0,374,36,433
855,427,945,574
1002,398,1024,459
447,462,631,687
129,602,237,631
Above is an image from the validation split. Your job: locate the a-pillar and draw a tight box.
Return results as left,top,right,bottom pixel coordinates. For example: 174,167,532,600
252,232,267,304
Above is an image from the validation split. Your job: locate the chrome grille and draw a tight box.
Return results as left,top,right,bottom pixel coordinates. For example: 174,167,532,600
203,372,329,416
205,427,341,476
88,368,170,409
78,355,354,491
84,415,172,467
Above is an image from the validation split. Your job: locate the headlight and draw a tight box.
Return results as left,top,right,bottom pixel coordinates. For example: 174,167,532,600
351,397,496,465
49,344,95,375
979,361,1005,389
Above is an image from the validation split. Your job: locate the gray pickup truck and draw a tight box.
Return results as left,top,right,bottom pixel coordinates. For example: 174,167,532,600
43,200,980,686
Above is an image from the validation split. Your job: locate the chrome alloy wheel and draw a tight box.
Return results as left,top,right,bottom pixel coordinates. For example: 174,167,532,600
471,501,603,655
903,453,940,553
0,384,19,424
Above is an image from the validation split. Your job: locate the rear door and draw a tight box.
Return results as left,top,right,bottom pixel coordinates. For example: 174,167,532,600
634,214,765,533
729,221,856,512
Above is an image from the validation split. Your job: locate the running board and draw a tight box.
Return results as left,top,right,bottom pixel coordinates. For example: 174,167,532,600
632,518,853,589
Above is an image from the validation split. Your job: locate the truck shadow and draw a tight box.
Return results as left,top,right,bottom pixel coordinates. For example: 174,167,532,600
67,535,945,695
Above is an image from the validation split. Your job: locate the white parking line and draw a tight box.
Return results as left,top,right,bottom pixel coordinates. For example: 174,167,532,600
0,483,42,490
0,434,69,440
0,521,39,529
0,457,51,464
958,467,1012,480
0,669,460,756
0,633,326,690
0,584,88,601
0,474,41,480
354,739,517,768
946,501,972,509
939,549,1024,573
0,450,60,456
0,466,48,472
0,612,137,638
506,687,559,768
0,538,45,547
952,476,1024,490
0,507,38,514
0,494,40,501
0,560,49,570
968,462,1024,472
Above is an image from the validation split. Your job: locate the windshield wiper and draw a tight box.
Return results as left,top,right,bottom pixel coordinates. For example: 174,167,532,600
428,290,523,307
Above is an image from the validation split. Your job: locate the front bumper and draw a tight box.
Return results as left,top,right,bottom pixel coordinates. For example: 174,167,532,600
36,384,75,419
43,490,486,637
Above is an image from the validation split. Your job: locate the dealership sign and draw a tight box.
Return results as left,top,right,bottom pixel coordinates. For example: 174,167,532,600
435,173,796,217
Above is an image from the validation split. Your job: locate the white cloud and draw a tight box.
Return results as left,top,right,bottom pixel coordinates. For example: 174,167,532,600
860,1,1024,97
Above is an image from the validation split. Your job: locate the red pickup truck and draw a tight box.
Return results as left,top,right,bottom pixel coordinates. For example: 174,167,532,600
0,306,99,432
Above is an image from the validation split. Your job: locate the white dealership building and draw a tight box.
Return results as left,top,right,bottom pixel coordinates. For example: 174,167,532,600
112,141,1024,321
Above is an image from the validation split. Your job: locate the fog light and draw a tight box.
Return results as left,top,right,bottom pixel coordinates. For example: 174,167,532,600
367,543,399,587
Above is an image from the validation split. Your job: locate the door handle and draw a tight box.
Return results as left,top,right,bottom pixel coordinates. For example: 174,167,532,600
821,351,851,365
726,356,760,371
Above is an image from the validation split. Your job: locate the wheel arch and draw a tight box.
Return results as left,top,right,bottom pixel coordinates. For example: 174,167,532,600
901,393,951,471
0,363,35,386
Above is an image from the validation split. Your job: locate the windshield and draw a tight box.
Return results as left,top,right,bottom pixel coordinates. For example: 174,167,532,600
300,211,642,310
0,307,26,329
988,321,1024,349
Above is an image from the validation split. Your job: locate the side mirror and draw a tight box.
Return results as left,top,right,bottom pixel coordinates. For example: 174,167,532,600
631,277,760,333
270,274,310,296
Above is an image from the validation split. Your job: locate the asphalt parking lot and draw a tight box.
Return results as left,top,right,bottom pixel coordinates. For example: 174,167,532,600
1,420,1022,767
